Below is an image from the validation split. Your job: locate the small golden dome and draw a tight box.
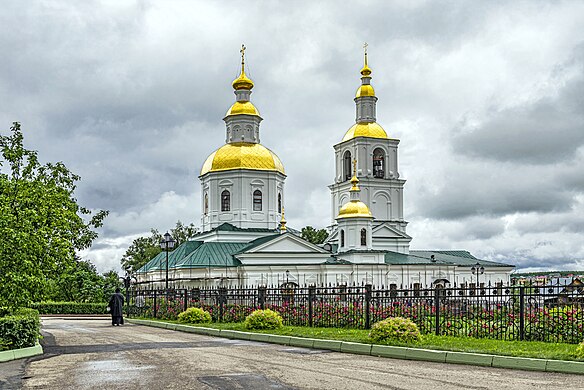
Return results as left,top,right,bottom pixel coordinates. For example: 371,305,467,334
360,64,372,77
232,71,254,90
225,101,260,116
356,84,375,98
200,142,285,176
342,122,388,142
337,200,372,219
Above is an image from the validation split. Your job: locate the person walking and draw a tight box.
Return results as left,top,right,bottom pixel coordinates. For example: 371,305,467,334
108,287,125,326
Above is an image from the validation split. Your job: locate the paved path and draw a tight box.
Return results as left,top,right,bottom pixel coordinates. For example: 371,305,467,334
2,318,583,389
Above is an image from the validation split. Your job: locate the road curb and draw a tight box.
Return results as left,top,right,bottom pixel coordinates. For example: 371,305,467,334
0,343,43,363
126,319,584,374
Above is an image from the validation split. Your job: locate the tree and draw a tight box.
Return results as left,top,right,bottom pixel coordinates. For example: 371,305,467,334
0,122,108,307
301,226,329,245
121,220,198,273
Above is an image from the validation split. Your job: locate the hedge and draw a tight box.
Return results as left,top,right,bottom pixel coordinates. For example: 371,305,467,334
29,302,109,315
0,308,40,351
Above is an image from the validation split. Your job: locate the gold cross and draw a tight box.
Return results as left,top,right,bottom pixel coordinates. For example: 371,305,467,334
240,44,246,67
363,42,368,54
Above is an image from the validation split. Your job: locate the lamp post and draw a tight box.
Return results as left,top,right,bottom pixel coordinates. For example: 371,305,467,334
471,262,485,289
160,232,175,290
286,269,290,285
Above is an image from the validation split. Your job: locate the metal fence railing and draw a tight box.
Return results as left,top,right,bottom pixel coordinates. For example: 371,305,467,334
128,282,584,344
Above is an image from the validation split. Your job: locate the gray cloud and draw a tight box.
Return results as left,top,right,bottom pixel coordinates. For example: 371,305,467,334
2,1,584,272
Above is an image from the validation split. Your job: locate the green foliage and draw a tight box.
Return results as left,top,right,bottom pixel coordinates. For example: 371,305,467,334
301,226,329,245
29,301,108,314
0,308,40,351
575,340,584,359
244,309,283,330
369,317,421,343
178,307,212,324
0,122,108,308
121,221,198,273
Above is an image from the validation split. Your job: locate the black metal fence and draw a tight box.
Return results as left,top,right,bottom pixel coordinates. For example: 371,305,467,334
128,282,584,344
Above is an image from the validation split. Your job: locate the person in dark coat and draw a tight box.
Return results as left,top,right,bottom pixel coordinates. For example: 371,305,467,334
108,287,125,326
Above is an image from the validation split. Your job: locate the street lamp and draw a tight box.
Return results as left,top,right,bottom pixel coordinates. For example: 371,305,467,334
160,232,175,290
471,262,485,289
286,269,290,285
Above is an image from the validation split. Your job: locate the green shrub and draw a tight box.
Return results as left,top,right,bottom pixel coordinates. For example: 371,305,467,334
244,309,283,330
575,341,584,359
178,307,212,324
29,301,108,315
0,308,40,351
369,317,421,343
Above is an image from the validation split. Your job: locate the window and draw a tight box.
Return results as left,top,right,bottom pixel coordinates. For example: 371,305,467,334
278,193,282,213
253,190,262,211
373,148,384,178
221,190,230,212
360,228,367,246
343,151,352,180
340,230,345,247
204,193,209,215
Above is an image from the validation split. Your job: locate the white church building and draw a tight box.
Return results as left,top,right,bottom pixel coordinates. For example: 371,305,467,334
136,48,514,289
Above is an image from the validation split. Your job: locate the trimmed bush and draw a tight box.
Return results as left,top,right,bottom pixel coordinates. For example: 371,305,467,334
575,341,584,359
178,307,212,324
244,309,283,330
29,301,108,315
0,308,40,351
369,317,421,343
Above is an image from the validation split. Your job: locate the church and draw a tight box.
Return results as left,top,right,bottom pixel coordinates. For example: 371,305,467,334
136,46,514,289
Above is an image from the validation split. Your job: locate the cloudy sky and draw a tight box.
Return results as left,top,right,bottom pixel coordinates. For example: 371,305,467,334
1,0,583,274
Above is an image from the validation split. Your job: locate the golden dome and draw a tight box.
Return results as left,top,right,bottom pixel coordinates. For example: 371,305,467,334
337,200,372,219
232,71,254,90
226,101,260,116
200,142,285,176
360,63,372,77
342,122,388,142
356,84,375,98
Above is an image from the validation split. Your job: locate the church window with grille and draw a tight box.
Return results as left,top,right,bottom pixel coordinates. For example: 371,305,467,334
343,151,352,180
340,230,345,247
204,193,209,215
221,190,230,212
253,190,262,211
278,193,282,213
360,228,367,246
373,148,385,178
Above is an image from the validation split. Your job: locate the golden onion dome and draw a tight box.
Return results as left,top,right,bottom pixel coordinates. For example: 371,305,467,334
232,71,254,90
342,122,388,142
356,84,375,98
225,101,260,116
200,142,285,176
337,200,373,219
360,63,372,77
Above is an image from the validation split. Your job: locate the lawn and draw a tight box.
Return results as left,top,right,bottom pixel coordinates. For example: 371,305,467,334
138,318,582,361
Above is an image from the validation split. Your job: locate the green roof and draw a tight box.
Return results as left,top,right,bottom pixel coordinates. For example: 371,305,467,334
235,234,282,254
385,250,514,267
136,251,166,273
174,242,248,268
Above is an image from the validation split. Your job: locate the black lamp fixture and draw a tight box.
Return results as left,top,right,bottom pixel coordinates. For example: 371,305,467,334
285,269,290,285
471,262,485,288
160,232,176,290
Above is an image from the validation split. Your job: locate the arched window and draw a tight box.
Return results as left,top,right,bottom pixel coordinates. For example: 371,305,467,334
278,193,282,213
340,230,345,247
204,193,209,215
343,151,352,181
360,228,367,246
373,148,385,178
221,190,230,212
253,190,262,211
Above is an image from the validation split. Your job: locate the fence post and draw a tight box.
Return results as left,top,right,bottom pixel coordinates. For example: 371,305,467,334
218,287,227,322
308,285,316,327
258,286,266,310
183,289,188,312
519,286,525,341
153,290,158,319
434,287,440,336
365,284,372,329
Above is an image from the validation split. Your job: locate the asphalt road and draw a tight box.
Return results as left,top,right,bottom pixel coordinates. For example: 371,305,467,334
1,317,583,389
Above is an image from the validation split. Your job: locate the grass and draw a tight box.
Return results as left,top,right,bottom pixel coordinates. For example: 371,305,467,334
136,317,583,361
